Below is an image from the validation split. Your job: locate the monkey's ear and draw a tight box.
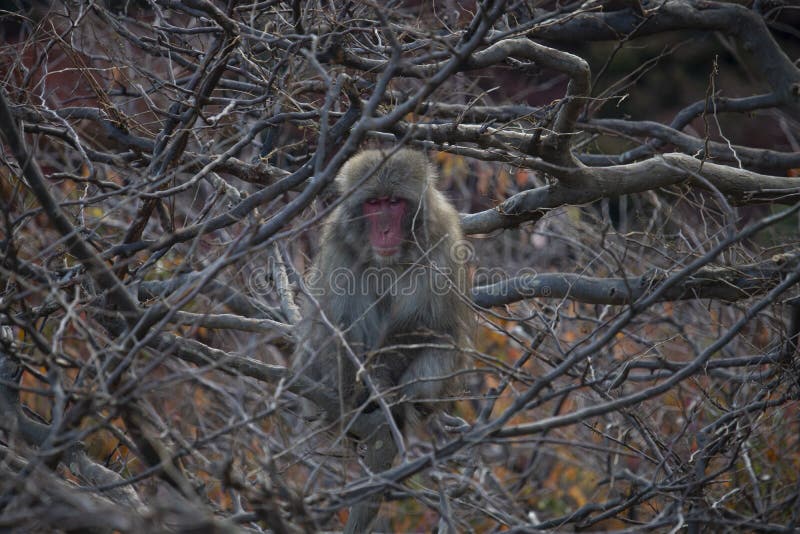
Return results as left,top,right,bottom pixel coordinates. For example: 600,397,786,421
333,173,348,194
426,162,440,185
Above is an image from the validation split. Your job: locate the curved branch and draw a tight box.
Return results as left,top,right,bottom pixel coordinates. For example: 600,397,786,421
580,93,783,167
461,152,800,234
584,118,800,175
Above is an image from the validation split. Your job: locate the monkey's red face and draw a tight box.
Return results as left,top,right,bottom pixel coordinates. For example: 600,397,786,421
363,196,408,260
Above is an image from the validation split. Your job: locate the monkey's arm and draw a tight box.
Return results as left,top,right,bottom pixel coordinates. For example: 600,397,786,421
395,344,466,432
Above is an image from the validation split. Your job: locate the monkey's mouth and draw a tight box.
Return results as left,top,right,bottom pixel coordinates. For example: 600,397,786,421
374,246,400,257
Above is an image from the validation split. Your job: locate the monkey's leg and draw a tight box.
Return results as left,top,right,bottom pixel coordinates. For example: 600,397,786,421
344,422,397,534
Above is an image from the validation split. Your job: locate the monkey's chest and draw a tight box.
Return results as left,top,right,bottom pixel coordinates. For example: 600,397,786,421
342,289,428,338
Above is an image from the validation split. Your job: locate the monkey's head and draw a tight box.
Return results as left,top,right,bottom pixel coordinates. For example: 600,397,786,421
334,149,441,265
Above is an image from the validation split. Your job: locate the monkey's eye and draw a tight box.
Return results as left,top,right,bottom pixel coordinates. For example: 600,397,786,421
389,198,402,205
366,198,381,205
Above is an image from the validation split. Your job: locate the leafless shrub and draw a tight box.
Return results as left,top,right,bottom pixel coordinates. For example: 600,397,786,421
1,1,799,532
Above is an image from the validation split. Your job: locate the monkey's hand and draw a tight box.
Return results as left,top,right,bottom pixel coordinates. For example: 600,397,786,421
354,388,380,414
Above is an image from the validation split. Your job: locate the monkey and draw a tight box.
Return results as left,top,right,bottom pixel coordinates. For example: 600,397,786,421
292,148,473,532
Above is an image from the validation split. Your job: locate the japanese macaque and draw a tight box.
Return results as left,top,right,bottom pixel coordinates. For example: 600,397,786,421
292,148,473,532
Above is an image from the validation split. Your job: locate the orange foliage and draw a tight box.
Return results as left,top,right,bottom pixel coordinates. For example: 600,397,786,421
476,164,492,195
515,168,530,187
434,151,469,190
495,168,510,198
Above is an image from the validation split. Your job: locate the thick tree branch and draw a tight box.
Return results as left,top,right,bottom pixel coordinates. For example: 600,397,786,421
473,252,800,307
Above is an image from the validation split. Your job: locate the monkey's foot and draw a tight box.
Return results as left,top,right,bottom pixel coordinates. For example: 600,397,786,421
438,412,470,433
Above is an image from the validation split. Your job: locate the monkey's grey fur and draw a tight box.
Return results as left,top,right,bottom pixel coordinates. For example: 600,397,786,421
292,149,473,532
